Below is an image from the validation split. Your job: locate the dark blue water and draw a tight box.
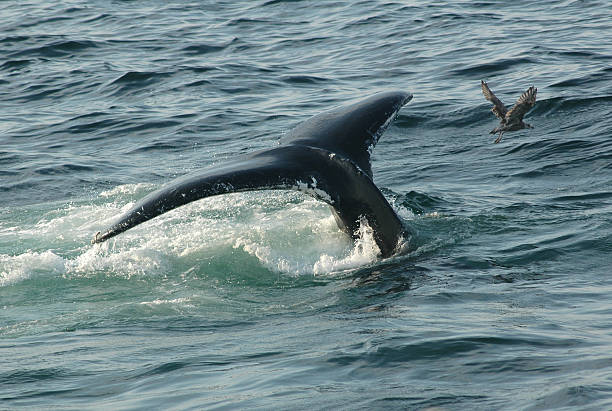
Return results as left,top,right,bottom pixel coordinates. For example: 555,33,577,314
2,1,612,409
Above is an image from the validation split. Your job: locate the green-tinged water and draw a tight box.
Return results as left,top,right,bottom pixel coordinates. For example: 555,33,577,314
1,0,611,409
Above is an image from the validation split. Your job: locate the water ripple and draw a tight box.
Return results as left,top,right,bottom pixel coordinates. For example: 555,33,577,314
1,0,611,409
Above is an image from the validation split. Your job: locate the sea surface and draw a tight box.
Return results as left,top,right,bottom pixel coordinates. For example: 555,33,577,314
1,1,611,409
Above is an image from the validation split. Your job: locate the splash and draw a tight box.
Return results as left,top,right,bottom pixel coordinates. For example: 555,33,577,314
0,250,65,287
233,215,381,276
312,217,381,275
0,185,390,285
99,183,156,198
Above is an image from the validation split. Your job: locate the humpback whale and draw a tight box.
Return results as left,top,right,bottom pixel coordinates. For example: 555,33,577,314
92,91,413,257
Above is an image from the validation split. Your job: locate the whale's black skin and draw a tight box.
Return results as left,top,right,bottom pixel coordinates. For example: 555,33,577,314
92,91,413,257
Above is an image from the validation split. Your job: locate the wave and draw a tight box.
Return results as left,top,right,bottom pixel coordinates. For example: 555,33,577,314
0,183,483,288
8,39,101,59
0,367,86,386
0,59,31,72
261,0,306,6
549,67,612,88
181,44,227,56
451,57,537,77
531,95,612,116
393,190,452,215
280,75,330,84
0,187,389,287
326,334,579,370
109,71,173,88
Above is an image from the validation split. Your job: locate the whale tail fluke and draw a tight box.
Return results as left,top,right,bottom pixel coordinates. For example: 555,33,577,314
92,92,413,257
281,91,412,177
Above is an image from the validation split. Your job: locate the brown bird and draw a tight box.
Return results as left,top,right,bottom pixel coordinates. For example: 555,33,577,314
481,80,537,143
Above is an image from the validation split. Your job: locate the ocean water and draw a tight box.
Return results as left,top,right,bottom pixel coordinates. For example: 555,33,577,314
1,0,611,409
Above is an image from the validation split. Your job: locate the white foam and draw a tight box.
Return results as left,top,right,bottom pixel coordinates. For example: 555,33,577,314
293,177,334,204
139,297,192,306
313,218,381,274
389,196,416,221
0,250,66,286
1,186,388,285
72,244,169,279
99,183,156,198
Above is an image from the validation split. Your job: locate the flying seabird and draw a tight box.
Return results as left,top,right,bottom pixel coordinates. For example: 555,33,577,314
481,80,537,143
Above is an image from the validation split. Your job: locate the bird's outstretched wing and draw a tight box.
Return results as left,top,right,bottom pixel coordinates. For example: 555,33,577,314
506,86,537,123
481,80,507,120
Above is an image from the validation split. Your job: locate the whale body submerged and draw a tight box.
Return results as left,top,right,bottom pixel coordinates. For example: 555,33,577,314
93,91,413,257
